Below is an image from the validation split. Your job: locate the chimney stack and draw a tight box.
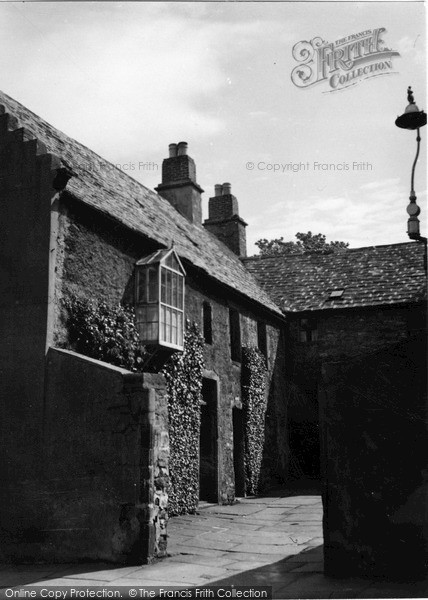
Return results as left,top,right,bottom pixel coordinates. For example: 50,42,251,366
156,142,204,225
203,183,247,257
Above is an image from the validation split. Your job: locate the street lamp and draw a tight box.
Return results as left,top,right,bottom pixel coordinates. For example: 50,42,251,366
395,86,427,241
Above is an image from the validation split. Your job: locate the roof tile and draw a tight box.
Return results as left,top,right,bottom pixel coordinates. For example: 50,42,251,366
243,244,427,312
0,91,282,317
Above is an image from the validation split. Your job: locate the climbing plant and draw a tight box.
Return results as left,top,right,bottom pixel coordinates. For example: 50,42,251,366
242,347,268,495
64,297,205,514
63,294,146,372
163,321,204,516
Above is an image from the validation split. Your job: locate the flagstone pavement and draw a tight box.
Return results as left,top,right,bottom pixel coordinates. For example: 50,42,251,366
1,487,427,599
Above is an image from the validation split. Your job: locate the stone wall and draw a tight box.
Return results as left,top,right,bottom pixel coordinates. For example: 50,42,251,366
0,348,168,564
203,216,247,257
54,196,287,501
320,333,427,580
186,279,287,499
0,111,63,485
285,305,425,480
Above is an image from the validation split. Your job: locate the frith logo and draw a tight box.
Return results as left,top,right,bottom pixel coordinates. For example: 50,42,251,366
291,28,400,92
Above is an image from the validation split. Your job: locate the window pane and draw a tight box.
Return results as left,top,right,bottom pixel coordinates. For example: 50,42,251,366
160,305,166,342
148,267,158,303
177,312,183,347
171,272,178,308
167,270,172,306
136,305,146,325
140,322,149,340
137,269,146,303
257,322,267,358
171,310,177,345
165,306,171,343
161,268,167,303
176,273,181,308
166,253,180,271
146,305,158,323
178,276,184,310
203,302,212,344
139,305,158,342
229,308,241,362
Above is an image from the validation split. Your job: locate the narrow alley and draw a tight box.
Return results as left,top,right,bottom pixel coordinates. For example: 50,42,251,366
1,488,427,598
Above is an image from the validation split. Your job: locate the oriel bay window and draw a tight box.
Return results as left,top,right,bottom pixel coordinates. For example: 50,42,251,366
135,247,186,351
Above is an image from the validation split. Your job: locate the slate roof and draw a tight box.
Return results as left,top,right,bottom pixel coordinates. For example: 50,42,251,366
0,91,282,317
243,243,427,313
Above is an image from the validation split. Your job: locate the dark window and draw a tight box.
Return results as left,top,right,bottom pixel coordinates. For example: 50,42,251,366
299,317,318,343
203,302,213,344
229,308,241,362
257,321,267,358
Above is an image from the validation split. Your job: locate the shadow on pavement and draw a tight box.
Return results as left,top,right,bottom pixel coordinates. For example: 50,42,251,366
184,545,428,600
0,562,123,589
1,545,428,599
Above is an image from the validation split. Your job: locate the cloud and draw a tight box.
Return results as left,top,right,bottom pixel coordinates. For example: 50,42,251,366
360,178,401,191
397,35,425,65
247,176,413,252
0,5,250,158
248,111,269,118
0,2,425,256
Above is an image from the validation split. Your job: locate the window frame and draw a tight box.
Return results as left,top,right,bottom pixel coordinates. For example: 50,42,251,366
202,301,213,345
229,307,242,362
257,321,268,360
135,247,186,351
299,317,318,343
159,261,185,350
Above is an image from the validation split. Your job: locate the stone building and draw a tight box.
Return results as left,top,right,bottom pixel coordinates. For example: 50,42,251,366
245,244,427,579
245,243,426,480
0,91,287,564
0,89,426,578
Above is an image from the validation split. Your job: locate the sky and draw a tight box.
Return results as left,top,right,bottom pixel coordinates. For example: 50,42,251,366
0,1,426,254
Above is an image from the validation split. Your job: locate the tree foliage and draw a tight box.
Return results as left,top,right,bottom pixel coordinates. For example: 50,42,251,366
256,231,349,256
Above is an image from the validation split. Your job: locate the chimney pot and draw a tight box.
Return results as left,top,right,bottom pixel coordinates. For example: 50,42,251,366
204,183,247,256
214,184,222,197
177,141,188,156
222,182,231,195
156,143,203,225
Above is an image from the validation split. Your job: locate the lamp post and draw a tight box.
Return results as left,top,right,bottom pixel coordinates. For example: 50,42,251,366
395,87,427,240
395,87,427,271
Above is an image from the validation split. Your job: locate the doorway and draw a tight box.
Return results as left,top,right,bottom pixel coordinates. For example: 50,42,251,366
288,380,321,482
199,378,218,502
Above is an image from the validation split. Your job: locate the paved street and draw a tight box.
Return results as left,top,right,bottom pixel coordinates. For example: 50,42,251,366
1,488,427,598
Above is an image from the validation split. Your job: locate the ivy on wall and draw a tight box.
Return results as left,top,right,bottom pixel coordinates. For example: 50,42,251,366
242,347,268,495
64,297,205,515
63,295,146,371
163,321,204,516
